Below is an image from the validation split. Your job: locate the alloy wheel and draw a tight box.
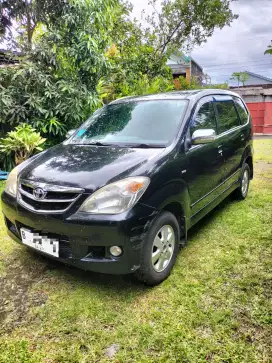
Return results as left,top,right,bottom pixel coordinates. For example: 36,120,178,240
151,225,176,273
241,169,249,197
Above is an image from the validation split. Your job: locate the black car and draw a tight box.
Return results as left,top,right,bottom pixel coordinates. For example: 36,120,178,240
2,90,253,285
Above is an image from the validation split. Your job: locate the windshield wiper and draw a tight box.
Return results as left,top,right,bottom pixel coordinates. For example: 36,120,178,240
130,143,165,149
73,141,165,148
84,141,119,147
88,141,108,146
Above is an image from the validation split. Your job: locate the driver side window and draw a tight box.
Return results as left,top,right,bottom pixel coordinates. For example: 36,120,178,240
190,101,217,136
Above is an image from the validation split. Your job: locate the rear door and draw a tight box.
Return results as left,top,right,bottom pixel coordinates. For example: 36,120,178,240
185,97,225,216
213,96,243,188
233,96,251,150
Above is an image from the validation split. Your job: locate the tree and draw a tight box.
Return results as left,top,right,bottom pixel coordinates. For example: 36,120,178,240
230,72,249,87
145,0,238,56
0,0,119,136
264,44,272,55
96,1,173,103
109,2,169,78
102,0,238,102
0,0,68,49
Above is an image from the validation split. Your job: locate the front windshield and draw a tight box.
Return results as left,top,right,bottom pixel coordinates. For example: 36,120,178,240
69,100,188,147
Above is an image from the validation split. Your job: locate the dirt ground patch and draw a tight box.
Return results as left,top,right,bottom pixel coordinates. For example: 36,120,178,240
254,159,272,173
0,252,52,334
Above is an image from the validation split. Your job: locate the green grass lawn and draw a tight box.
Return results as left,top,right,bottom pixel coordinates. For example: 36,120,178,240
0,139,271,363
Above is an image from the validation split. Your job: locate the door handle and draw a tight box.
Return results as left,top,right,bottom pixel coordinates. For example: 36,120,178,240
218,149,223,155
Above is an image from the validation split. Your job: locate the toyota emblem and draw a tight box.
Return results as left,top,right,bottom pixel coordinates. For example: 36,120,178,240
33,187,47,200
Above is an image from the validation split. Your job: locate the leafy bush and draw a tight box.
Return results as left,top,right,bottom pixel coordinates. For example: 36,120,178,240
173,76,198,90
0,0,119,141
32,118,67,146
202,83,229,90
174,76,228,91
0,124,46,166
0,52,101,138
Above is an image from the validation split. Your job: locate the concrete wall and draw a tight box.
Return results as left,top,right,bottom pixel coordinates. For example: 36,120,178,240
232,87,272,134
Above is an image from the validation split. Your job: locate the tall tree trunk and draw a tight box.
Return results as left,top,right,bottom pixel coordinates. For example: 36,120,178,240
26,9,32,49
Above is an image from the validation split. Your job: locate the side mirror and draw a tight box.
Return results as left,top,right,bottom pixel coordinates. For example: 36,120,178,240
191,129,216,145
66,129,76,139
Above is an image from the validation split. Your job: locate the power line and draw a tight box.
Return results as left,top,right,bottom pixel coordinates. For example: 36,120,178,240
208,66,272,73
203,59,272,69
202,55,269,64
196,35,270,47
204,63,272,72
206,67,272,76
207,71,272,78
204,62,272,69
209,70,272,76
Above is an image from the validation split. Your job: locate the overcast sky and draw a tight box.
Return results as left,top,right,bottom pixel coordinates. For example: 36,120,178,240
130,0,272,85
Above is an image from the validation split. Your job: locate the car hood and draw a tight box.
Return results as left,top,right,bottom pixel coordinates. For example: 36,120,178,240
20,144,164,192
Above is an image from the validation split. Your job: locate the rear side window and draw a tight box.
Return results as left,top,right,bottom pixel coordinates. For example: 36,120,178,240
190,101,217,136
234,98,249,125
215,100,240,134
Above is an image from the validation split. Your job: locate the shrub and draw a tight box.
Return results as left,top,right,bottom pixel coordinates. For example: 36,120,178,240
0,123,46,166
32,118,67,146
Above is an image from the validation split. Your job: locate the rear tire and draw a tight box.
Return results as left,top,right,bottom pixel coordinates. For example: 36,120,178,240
134,211,180,286
234,163,250,200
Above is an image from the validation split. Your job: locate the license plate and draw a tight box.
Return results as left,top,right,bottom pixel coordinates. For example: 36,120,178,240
20,228,59,258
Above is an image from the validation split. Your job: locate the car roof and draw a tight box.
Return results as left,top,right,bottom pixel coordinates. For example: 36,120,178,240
109,89,240,104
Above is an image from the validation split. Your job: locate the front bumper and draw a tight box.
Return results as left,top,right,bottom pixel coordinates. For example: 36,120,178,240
1,191,158,274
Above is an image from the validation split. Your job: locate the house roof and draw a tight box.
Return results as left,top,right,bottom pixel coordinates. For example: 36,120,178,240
167,52,189,66
244,71,272,83
167,51,203,71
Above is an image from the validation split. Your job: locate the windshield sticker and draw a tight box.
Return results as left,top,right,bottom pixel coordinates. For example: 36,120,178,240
77,129,86,137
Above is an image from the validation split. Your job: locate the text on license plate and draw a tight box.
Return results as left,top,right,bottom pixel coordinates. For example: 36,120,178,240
20,228,59,258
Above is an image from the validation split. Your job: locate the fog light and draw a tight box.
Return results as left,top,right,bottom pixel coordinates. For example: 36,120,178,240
110,246,123,257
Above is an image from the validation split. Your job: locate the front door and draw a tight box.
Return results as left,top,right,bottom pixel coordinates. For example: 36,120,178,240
185,97,225,216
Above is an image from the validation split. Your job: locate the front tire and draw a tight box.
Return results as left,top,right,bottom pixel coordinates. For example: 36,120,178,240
135,211,180,286
234,163,250,200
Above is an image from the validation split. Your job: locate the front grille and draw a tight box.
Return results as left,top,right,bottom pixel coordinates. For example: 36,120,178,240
18,179,84,214
20,184,79,200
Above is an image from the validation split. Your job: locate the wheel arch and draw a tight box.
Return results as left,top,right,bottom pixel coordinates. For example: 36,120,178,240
142,179,191,244
161,200,189,245
240,145,253,179
245,155,253,179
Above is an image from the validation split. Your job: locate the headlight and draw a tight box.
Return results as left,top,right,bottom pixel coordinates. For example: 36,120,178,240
5,166,19,197
79,176,150,214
